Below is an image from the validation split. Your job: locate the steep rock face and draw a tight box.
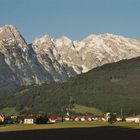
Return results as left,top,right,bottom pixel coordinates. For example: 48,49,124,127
32,33,140,80
0,52,16,84
0,24,140,86
0,25,53,86
32,36,79,81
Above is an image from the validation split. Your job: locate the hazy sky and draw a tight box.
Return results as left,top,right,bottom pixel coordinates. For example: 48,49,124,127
0,0,140,43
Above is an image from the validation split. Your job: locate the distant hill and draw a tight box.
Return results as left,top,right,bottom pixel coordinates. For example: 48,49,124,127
1,57,140,115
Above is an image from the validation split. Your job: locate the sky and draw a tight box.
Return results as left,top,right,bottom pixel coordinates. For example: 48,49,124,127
0,0,140,43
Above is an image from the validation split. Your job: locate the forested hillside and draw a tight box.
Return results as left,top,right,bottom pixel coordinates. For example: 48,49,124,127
1,57,140,116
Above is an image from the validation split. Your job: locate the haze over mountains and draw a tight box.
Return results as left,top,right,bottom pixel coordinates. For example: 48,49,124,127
0,24,140,92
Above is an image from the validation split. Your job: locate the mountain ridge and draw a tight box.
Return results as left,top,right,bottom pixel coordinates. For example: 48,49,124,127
0,24,140,94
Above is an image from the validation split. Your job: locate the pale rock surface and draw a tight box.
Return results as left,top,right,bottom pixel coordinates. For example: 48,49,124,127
0,24,140,86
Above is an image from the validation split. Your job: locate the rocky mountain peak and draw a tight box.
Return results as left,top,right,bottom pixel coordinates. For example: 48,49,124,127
55,36,73,48
0,25,53,87
0,25,20,39
0,24,27,49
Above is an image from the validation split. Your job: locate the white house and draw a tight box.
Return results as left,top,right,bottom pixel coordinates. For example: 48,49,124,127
24,118,34,124
86,116,92,121
74,117,80,121
64,116,70,121
80,116,86,121
125,117,140,123
48,116,57,123
116,118,122,122
92,117,99,121
0,115,4,123
101,117,106,122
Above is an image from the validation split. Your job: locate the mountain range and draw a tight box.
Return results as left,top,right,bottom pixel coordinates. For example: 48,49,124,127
1,24,140,115
0,24,140,95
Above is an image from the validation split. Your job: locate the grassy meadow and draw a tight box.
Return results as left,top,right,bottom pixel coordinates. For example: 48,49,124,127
0,121,140,132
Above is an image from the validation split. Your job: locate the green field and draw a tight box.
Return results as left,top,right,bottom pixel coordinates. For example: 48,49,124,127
73,104,103,116
0,104,103,116
0,121,140,132
0,107,19,115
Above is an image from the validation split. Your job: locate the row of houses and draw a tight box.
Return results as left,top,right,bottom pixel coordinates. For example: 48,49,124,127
51,115,140,124
6,115,106,124
1,114,140,124
1,115,107,124
0,115,49,125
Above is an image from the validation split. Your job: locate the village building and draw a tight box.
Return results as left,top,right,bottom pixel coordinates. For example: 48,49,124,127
24,118,34,124
125,117,140,123
23,116,35,124
74,116,80,121
0,115,4,124
48,116,57,123
116,117,122,122
86,116,92,121
64,116,70,121
80,116,86,121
